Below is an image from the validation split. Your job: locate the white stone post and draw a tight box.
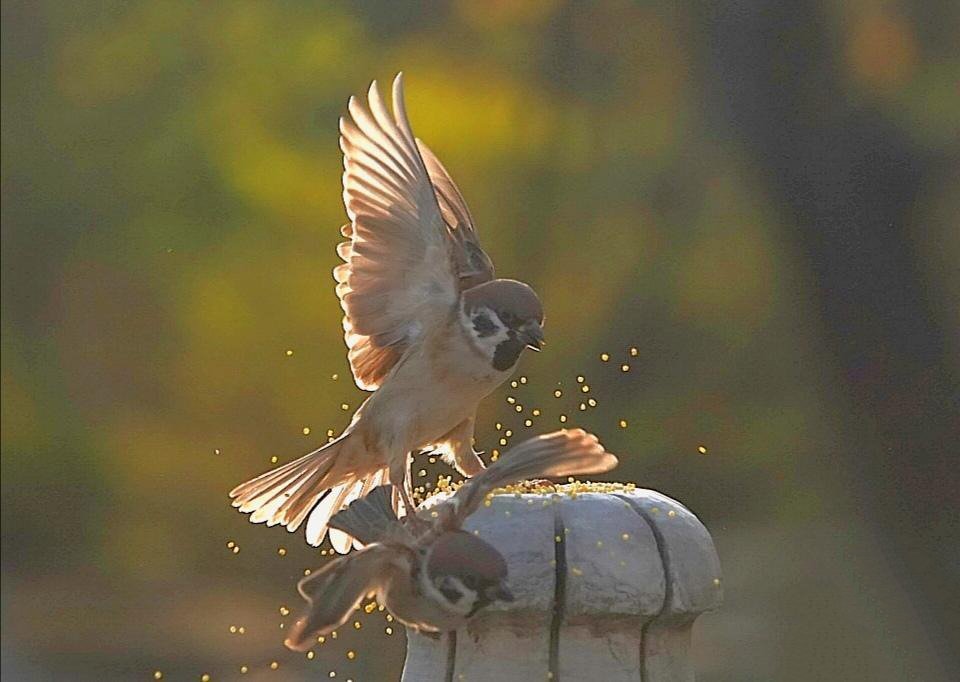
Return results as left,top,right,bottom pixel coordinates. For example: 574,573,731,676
402,488,722,681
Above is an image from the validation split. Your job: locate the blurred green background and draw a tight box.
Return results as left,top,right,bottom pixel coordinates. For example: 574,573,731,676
2,1,958,680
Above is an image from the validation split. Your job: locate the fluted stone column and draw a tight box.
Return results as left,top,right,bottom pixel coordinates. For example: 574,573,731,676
402,488,722,681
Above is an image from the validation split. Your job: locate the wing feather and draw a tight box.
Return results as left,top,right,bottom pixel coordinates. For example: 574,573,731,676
334,73,494,390
440,429,618,527
416,140,495,289
285,545,403,650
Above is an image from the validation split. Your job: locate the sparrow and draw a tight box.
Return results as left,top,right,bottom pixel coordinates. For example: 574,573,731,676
229,73,546,552
283,429,618,649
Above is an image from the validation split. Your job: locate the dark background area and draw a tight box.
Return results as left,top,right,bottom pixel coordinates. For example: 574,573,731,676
2,1,957,680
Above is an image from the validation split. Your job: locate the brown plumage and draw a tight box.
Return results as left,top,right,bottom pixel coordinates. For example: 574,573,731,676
229,73,547,552
284,429,618,648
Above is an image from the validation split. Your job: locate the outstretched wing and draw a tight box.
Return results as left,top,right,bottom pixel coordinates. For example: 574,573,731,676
335,74,457,391
416,140,495,290
334,74,494,390
439,429,618,528
285,545,405,650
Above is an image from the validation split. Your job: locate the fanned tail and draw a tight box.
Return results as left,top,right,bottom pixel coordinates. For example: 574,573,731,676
329,484,412,546
324,469,389,553
229,434,376,549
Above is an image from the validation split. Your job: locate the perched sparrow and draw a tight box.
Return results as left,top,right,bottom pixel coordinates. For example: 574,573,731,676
284,429,617,649
229,73,546,552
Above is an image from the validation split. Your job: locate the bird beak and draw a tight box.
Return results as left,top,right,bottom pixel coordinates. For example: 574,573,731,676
522,323,545,352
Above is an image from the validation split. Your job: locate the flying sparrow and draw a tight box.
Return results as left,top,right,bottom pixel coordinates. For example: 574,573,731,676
283,429,617,649
229,73,546,552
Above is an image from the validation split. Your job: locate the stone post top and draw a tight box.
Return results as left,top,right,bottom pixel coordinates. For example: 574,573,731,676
459,485,723,619
403,485,723,681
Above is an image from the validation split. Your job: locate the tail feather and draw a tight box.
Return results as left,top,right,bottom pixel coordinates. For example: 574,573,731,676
285,467,362,534
353,470,390,549
304,483,345,546
304,476,388,550
232,455,313,511
329,483,410,546
230,439,334,492
325,482,364,553
286,475,330,531
281,460,341,531
229,436,352,546
248,466,319,524
328,470,387,553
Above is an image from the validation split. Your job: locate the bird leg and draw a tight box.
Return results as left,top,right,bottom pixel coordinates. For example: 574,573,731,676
390,453,418,517
399,485,417,518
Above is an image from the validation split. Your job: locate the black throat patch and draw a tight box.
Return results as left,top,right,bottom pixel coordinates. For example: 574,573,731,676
493,332,524,371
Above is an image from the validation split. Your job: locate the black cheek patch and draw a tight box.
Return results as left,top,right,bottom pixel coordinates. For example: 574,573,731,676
472,312,497,338
493,334,525,371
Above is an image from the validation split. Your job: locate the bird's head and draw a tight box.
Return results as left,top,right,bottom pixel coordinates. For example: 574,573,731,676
461,279,545,371
424,531,513,617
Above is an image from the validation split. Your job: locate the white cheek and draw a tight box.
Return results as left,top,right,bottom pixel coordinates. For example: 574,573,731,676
460,308,509,358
